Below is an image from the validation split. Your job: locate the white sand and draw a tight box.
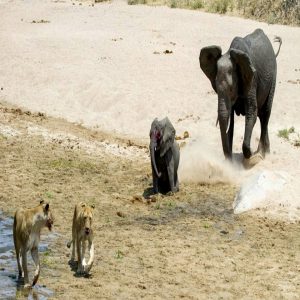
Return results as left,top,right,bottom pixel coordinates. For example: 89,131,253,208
0,0,299,220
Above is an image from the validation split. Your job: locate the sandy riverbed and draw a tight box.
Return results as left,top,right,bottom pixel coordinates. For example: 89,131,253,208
0,0,299,298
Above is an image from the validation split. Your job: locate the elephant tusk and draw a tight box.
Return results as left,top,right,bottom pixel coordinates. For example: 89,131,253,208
226,114,231,134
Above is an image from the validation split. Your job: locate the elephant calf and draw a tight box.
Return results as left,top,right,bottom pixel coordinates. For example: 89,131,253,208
149,117,180,194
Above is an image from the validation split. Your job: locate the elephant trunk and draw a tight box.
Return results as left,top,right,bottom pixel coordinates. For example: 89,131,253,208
150,141,161,178
218,98,232,159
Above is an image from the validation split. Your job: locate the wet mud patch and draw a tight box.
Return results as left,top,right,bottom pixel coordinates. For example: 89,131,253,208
0,211,56,299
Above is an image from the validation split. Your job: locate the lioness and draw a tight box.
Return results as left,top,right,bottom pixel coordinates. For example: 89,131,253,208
13,200,53,288
67,202,95,274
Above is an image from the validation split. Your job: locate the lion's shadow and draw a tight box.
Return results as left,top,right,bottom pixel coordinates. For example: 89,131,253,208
68,259,92,278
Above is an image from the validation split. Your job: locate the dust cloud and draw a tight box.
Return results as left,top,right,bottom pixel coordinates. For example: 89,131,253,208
178,139,242,185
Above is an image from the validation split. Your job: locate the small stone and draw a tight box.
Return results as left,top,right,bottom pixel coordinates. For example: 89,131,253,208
183,131,189,139
150,196,157,202
132,195,143,202
220,230,229,235
116,211,125,218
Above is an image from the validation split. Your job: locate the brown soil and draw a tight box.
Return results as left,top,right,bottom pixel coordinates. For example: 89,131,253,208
0,102,299,299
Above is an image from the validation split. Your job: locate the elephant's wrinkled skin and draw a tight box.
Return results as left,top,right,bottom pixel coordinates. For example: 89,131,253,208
149,117,180,194
200,29,282,160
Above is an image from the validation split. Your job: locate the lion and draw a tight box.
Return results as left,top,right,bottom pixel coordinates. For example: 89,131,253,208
67,202,95,274
13,200,53,288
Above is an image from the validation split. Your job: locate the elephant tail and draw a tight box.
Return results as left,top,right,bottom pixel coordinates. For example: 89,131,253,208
273,36,282,58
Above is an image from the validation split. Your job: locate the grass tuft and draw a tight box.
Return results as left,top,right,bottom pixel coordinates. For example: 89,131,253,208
128,0,147,4
277,127,295,140
191,0,204,9
115,249,124,259
208,0,234,14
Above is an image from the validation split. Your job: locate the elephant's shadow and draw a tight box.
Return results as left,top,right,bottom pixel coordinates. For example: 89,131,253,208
143,187,155,199
143,186,174,198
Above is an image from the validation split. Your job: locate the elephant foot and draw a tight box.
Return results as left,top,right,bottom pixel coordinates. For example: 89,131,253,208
242,144,252,159
243,152,263,169
172,186,179,193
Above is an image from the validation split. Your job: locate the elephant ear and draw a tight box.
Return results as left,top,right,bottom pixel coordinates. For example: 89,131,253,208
160,117,175,157
199,46,222,92
230,49,256,95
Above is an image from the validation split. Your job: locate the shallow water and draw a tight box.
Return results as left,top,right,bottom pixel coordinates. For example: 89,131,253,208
0,211,55,300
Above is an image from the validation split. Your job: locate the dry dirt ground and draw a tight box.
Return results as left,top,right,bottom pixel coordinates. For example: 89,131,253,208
0,103,299,299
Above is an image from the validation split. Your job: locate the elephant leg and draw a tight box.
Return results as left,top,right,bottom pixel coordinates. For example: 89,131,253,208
258,82,275,157
152,167,159,194
167,156,176,193
258,113,270,157
243,93,257,159
228,109,235,154
174,172,179,192
173,144,180,192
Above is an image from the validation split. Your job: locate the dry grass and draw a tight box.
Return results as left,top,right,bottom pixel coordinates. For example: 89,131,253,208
127,0,300,26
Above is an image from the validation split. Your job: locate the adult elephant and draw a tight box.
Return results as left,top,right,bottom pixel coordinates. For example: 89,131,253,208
200,29,282,160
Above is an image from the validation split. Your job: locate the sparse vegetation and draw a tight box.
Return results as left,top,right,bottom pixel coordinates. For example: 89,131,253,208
277,127,300,148
115,249,124,259
0,134,7,141
128,0,147,4
41,250,54,267
127,0,300,25
207,0,234,14
46,158,99,174
191,0,204,10
163,200,176,209
45,191,54,199
277,127,295,140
